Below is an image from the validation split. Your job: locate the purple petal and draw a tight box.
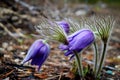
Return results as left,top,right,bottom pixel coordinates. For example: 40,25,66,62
31,43,50,70
59,44,68,50
56,21,70,33
69,54,75,60
69,29,94,51
22,40,44,64
59,29,94,59
22,39,50,71
64,50,73,56
68,29,88,41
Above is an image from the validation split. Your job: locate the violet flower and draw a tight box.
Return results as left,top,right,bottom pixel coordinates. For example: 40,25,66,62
56,21,70,34
21,39,50,71
59,29,95,58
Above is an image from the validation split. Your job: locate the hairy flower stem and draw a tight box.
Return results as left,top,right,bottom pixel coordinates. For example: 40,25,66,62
96,43,107,77
93,42,98,76
73,51,84,78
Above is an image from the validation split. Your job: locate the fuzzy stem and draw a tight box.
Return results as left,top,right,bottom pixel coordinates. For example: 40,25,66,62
96,43,107,77
73,51,84,77
93,42,98,76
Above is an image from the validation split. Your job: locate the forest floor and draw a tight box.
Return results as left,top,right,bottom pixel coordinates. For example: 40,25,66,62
0,1,120,80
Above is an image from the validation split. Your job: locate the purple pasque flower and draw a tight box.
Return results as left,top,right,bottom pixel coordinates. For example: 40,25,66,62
56,20,70,34
21,39,50,71
59,29,95,58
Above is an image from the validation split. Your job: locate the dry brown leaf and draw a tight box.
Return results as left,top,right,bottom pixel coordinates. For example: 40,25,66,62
34,73,48,79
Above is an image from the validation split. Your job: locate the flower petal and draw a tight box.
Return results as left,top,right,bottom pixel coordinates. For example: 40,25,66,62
22,40,44,64
64,50,73,56
22,39,50,71
69,30,94,51
56,20,70,33
59,44,68,50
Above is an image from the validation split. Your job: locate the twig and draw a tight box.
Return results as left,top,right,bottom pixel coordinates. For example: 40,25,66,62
58,72,63,80
3,61,35,70
0,23,26,39
44,73,67,80
83,59,118,71
44,75,60,80
0,23,17,39
1,70,14,78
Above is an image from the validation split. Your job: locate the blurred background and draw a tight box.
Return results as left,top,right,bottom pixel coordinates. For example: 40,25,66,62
0,0,120,79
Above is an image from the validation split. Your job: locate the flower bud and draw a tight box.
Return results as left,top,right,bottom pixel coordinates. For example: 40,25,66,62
22,39,50,71
59,29,95,58
56,20,70,34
